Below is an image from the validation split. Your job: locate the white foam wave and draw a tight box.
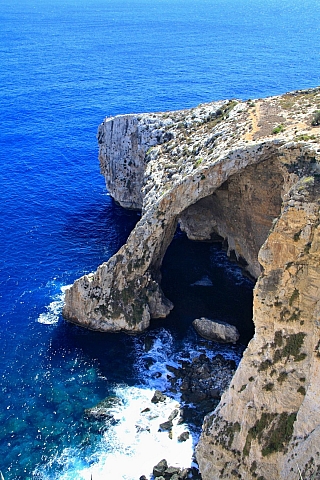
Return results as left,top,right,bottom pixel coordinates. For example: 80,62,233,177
191,275,213,287
133,329,179,393
37,285,70,325
210,249,253,286
35,385,194,480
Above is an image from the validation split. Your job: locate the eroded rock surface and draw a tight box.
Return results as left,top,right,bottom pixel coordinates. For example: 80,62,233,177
63,87,320,478
196,175,320,480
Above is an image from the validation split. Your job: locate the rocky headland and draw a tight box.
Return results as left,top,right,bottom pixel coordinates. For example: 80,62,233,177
63,87,320,479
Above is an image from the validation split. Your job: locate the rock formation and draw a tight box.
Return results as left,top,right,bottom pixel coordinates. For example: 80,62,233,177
63,87,320,478
192,317,240,343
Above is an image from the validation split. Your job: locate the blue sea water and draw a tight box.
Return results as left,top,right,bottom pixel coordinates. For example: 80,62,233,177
0,0,319,478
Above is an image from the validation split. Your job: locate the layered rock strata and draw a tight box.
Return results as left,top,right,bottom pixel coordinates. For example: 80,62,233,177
63,87,320,478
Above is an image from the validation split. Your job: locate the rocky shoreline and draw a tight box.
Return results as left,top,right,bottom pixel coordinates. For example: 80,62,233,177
143,458,202,480
84,348,236,479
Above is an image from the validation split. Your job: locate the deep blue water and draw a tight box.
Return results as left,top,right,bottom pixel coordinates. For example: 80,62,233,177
0,0,319,478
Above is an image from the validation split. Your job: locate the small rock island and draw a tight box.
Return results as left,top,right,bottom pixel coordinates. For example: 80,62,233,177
63,87,320,479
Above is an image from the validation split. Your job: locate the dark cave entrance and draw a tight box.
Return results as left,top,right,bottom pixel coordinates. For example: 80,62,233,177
153,156,286,346
158,229,255,345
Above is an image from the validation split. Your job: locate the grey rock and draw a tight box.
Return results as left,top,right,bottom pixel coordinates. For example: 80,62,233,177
178,431,190,442
165,466,180,475
192,317,240,343
153,459,168,477
151,389,166,403
159,420,173,431
168,408,179,422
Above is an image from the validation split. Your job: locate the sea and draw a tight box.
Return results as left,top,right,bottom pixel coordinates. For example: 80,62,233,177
0,0,319,478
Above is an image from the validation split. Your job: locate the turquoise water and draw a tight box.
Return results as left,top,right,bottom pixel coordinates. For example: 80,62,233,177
0,0,319,477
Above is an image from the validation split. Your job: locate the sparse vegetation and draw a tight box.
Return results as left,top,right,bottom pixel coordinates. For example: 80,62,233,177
263,382,274,391
214,420,241,449
277,371,288,384
281,332,307,362
258,359,273,372
294,134,316,141
272,124,285,134
243,412,297,457
258,332,307,371
289,288,299,306
274,331,284,347
193,157,203,168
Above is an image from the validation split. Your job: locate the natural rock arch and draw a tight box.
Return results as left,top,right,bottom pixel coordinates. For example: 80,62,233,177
63,89,320,479
63,141,285,332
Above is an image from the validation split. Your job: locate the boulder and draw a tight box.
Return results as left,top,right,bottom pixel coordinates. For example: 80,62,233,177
83,396,122,420
151,389,166,403
153,459,168,477
164,466,181,478
159,419,173,431
192,317,240,343
178,431,190,442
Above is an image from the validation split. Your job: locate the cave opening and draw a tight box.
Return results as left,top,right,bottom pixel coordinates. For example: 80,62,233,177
157,229,255,345
151,156,286,346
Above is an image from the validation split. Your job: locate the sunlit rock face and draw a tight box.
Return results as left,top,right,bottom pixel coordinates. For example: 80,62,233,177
97,114,174,210
196,175,320,480
178,156,284,278
63,87,320,477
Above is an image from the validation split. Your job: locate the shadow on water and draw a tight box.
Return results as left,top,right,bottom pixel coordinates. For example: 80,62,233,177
49,320,139,386
158,230,255,345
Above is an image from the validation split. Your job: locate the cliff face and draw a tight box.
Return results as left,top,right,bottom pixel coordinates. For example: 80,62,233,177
197,175,320,480
63,88,320,478
97,114,175,209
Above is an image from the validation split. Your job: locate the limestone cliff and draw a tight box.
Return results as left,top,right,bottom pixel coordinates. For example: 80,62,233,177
63,87,320,478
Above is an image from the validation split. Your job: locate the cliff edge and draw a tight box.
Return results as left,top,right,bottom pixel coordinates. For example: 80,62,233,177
63,88,320,478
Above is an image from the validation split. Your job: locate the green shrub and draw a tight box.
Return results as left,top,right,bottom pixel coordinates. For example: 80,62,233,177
272,124,285,134
194,157,203,168
295,134,316,141
263,382,274,391
289,288,299,306
277,371,288,384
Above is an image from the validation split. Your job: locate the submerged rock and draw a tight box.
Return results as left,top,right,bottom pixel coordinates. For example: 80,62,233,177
192,317,240,343
83,396,122,420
